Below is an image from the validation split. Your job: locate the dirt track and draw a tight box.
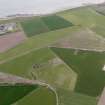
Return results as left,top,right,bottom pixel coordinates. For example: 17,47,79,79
98,87,105,105
0,31,27,53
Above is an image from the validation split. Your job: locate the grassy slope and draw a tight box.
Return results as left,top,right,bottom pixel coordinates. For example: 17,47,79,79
51,47,105,97
57,7,105,37
0,84,38,105
0,6,105,63
0,6,104,105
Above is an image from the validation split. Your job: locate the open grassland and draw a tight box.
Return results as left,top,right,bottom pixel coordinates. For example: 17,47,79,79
0,26,80,63
21,15,73,37
51,47,105,97
0,84,38,105
57,88,97,105
14,86,57,105
57,7,105,37
0,48,77,91
52,28,105,51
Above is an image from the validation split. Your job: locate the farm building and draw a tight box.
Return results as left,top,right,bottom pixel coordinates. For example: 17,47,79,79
0,23,17,35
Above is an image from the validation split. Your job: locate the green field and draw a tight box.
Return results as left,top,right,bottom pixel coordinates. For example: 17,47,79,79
21,17,49,37
58,7,105,37
1,5,105,105
14,86,57,105
0,84,38,105
21,15,73,37
57,88,97,105
42,15,73,30
0,48,77,91
51,47,105,97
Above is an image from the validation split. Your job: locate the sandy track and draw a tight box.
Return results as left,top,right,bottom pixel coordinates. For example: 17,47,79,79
98,87,105,105
0,31,27,53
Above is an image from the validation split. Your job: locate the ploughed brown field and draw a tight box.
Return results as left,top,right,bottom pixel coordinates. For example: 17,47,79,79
0,31,27,53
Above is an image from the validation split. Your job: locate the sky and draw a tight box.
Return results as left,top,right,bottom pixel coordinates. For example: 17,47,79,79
0,0,104,17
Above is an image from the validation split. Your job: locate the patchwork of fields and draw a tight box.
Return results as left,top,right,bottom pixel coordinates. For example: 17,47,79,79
51,47,105,97
0,48,77,91
0,4,105,105
21,15,73,37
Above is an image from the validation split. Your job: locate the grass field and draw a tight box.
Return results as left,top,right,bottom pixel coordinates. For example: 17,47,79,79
0,84,38,105
52,28,105,50
51,47,105,97
14,86,57,105
21,17,49,37
1,6,105,105
57,88,97,105
0,48,77,91
0,26,80,64
57,7,105,37
42,15,73,30
21,15,73,37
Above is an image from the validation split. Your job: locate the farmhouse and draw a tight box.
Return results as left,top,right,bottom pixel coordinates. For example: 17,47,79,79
0,23,17,35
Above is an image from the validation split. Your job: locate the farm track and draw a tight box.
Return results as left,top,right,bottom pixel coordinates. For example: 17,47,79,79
1,38,105,65
98,87,105,105
0,29,78,64
0,72,58,105
49,47,77,91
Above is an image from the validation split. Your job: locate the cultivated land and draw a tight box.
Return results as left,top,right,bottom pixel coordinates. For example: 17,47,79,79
0,84,38,105
0,26,79,64
57,7,105,37
15,86,56,105
1,3,105,105
0,48,77,91
21,15,73,37
51,47,105,97
57,88,98,105
0,31,27,53
0,72,57,105
52,28,105,50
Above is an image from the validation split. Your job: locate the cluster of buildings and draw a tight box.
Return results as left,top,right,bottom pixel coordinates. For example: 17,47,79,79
0,23,17,35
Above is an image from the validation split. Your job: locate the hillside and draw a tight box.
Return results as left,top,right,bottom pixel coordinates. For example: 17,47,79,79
0,3,105,105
